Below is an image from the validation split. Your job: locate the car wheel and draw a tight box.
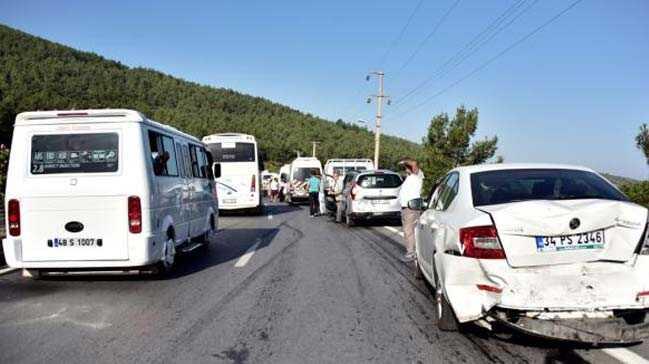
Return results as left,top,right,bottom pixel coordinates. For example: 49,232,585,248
433,261,459,331
22,269,42,280
413,255,424,280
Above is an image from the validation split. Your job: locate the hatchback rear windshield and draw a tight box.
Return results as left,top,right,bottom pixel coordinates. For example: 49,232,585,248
470,169,628,206
357,174,402,188
207,142,255,162
31,133,118,174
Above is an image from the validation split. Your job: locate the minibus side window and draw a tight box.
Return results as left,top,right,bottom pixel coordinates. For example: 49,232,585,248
198,147,209,179
189,145,207,178
175,142,186,178
148,130,179,177
182,145,192,177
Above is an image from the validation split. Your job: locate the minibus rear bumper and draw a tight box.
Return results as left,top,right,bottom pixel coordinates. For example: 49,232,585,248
2,235,161,269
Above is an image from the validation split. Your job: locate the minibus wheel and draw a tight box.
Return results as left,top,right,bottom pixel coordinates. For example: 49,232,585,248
154,232,177,277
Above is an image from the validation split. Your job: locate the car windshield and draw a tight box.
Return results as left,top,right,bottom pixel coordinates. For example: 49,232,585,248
207,142,255,162
471,169,629,206
31,133,119,174
357,173,402,188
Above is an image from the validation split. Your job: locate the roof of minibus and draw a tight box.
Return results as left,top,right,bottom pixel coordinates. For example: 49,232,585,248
15,109,201,143
202,133,257,144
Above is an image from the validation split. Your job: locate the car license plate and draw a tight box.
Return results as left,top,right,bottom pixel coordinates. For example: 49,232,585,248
223,198,237,204
535,229,605,252
371,200,389,205
48,238,99,247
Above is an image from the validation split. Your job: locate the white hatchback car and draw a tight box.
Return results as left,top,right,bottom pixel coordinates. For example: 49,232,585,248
413,163,649,343
342,170,402,226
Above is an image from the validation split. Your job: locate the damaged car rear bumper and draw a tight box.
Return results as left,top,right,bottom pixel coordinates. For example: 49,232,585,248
489,307,649,344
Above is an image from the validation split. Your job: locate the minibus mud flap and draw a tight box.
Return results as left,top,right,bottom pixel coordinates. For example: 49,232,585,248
489,308,649,344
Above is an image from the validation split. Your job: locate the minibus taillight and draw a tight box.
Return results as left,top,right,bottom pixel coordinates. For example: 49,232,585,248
128,196,142,234
251,175,256,193
8,199,21,236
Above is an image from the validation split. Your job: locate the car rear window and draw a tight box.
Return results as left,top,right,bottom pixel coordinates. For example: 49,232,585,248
470,169,628,206
31,133,118,174
357,174,402,188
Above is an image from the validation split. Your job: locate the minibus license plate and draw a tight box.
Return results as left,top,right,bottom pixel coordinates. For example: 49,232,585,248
224,199,237,204
48,238,98,247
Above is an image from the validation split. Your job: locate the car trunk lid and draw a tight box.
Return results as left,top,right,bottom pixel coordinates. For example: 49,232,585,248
479,199,646,267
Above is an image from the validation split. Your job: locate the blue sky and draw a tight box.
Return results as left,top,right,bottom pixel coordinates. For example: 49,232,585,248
1,0,648,178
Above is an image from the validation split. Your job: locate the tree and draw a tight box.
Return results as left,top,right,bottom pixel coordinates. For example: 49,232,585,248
421,106,498,189
636,124,649,165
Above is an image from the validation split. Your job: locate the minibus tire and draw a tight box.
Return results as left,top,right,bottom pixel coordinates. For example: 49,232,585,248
154,234,177,278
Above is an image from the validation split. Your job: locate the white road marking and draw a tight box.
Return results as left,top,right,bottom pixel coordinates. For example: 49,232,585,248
0,267,18,276
602,348,649,364
383,226,404,237
234,239,262,268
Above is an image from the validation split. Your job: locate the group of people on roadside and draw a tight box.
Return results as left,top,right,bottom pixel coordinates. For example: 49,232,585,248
304,158,424,263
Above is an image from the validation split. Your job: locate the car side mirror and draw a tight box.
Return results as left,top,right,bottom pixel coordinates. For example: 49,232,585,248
212,163,221,179
407,198,426,211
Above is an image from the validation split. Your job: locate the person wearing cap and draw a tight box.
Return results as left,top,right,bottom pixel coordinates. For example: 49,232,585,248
398,157,424,263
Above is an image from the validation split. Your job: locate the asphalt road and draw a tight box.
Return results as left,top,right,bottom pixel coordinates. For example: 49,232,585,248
1,200,649,363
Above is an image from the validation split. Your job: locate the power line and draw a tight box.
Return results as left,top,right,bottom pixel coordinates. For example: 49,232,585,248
391,0,532,109
392,0,584,120
378,0,424,67
391,0,462,81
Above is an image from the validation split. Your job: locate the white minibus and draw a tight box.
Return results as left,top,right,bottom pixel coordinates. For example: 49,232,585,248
286,157,322,204
323,159,374,192
202,133,264,214
3,109,218,278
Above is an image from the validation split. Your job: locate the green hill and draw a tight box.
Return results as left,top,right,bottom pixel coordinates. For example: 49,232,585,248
0,24,422,170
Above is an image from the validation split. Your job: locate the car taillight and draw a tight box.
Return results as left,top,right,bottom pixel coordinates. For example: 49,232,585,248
460,225,506,259
251,175,256,192
350,182,359,200
8,199,21,236
128,196,142,234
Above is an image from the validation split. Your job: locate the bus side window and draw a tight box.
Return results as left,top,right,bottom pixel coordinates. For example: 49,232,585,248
189,145,202,178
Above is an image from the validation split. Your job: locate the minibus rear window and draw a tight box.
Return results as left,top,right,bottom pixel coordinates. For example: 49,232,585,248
31,133,118,174
207,142,255,162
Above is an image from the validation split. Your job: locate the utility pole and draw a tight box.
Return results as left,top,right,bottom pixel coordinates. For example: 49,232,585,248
367,71,389,169
311,141,320,158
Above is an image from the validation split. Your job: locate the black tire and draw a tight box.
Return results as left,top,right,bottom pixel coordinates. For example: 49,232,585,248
413,256,424,280
433,263,459,331
153,231,177,278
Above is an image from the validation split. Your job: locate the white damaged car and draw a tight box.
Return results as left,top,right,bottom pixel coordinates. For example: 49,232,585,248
412,164,649,344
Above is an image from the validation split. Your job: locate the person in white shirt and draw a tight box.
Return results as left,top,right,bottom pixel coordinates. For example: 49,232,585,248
269,177,280,202
333,171,345,223
398,158,424,263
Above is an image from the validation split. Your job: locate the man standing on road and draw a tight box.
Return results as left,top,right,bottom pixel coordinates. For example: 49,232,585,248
398,158,424,263
308,169,321,217
333,171,345,223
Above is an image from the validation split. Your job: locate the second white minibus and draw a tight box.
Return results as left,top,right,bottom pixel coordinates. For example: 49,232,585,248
3,109,219,278
202,133,264,214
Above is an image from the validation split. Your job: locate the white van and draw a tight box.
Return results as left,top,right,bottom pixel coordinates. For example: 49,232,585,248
286,157,322,204
279,164,291,201
202,133,264,214
3,109,218,277
323,159,374,192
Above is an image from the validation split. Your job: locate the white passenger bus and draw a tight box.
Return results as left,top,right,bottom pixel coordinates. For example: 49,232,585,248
202,133,264,214
3,109,218,278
